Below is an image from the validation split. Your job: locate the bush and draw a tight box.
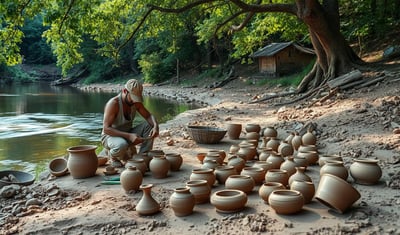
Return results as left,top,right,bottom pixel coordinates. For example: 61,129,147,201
138,53,175,84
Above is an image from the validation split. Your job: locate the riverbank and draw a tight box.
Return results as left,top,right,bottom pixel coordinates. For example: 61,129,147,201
1,74,400,234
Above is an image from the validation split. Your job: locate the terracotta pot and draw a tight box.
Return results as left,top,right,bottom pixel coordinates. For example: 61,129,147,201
225,175,255,194
227,123,242,139
252,161,272,172
320,160,348,180
202,159,220,170
133,153,152,170
245,123,261,134
266,137,280,152
258,182,285,204
298,144,318,153
169,187,195,217
190,168,216,187
67,145,98,179
215,165,237,184
97,156,108,167
237,144,257,161
210,189,247,213
120,166,143,192
349,158,382,185
288,167,312,186
315,174,361,213
265,169,289,187
266,152,284,169
318,154,343,167
147,149,165,157
280,156,297,176
227,155,246,173
125,158,147,175
240,167,265,185
290,180,315,204
246,139,259,148
165,153,183,171
204,153,223,165
186,180,211,204
136,184,160,216
293,156,309,169
278,140,294,157
245,132,260,141
208,149,226,162
196,152,207,164
49,157,68,177
297,150,319,165
291,132,302,151
302,129,317,145
258,148,273,161
229,145,240,154
263,126,278,138
149,155,170,179
268,189,304,214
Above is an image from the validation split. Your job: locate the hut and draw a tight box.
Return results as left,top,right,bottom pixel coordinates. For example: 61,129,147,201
251,42,315,76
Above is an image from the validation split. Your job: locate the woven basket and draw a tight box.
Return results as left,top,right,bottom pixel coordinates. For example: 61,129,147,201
187,125,227,144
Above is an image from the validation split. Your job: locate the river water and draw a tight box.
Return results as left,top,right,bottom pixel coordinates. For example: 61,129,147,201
0,82,197,175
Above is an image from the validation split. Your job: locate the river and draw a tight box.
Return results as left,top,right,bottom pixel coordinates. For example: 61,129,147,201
0,82,198,175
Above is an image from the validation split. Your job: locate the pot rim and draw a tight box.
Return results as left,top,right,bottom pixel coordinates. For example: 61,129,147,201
353,158,379,163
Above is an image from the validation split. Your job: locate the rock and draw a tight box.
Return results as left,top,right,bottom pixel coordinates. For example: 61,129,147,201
0,185,20,198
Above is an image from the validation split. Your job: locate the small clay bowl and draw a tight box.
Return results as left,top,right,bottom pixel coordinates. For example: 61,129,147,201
48,157,68,177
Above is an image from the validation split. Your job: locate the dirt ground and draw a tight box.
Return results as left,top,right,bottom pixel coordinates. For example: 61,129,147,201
1,64,400,235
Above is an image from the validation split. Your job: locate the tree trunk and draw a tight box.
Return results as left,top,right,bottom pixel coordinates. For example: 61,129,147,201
295,0,364,92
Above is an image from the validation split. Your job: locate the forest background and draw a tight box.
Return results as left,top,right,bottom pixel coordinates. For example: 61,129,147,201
0,0,399,88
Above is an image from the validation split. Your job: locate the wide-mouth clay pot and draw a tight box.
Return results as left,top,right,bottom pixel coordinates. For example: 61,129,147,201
210,189,247,213
49,157,68,177
315,174,361,214
349,158,382,185
268,189,304,214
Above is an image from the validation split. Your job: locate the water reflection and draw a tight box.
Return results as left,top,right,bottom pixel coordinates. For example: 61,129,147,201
0,82,198,174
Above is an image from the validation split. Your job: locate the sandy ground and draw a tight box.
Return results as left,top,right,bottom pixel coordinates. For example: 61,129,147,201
1,70,400,235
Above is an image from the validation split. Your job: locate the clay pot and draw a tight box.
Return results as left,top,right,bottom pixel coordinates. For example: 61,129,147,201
266,137,280,152
196,152,207,164
252,161,272,172
202,159,220,170
280,156,297,176
147,149,165,157
297,150,319,165
149,155,170,179
245,123,261,134
298,144,318,153
169,187,195,217
266,152,284,169
190,168,216,187
278,140,294,157
245,132,260,141
237,144,257,161
229,145,240,154
290,180,315,204
208,149,226,162
49,157,68,177
315,174,361,213
120,166,143,192
268,189,304,214
204,153,223,165
227,155,246,173
263,126,278,138
285,132,295,144
265,169,289,187
186,180,211,204
67,145,98,179
214,165,237,184
227,123,242,139
225,175,255,194
288,167,312,186
291,132,302,151
136,184,160,216
320,160,348,180
258,148,273,161
134,153,152,170
246,139,259,148
302,129,317,145
210,189,248,213
240,167,265,185
293,156,309,169
318,154,343,167
97,156,108,166
125,158,147,175
258,182,285,204
350,158,382,185
165,153,183,171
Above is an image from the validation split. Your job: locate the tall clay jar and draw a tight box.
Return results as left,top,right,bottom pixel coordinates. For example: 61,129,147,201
186,180,211,204
120,166,143,192
320,160,348,180
165,153,183,171
265,169,289,187
169,187,195,217
290,180,315,204
136,184,160,216
190,168,216,188
258,182,285,204
214,165,237,184
149,155,170,179
291,131,302,151
67,145,98,179
225,175,255,194
349,158,382,185
227,123,242,140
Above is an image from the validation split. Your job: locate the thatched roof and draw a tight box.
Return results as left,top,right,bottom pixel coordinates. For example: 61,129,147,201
251,42,315,58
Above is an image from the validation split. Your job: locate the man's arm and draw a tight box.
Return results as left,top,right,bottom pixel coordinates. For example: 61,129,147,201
135,103,159,138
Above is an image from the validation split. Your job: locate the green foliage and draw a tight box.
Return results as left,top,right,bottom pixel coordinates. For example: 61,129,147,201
138,52,175,84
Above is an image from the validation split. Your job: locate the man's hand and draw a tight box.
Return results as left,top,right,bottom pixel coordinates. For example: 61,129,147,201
128,133,144,145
